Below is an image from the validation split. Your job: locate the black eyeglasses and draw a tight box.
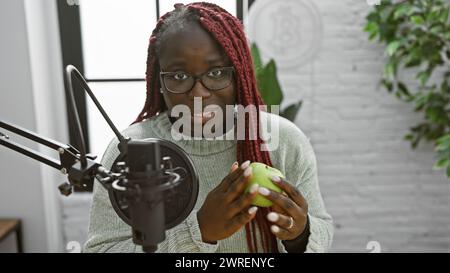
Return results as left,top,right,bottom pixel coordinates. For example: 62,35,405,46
160,66,235,94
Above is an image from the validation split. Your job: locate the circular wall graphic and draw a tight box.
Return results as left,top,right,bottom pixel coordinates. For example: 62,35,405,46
246,0,323,68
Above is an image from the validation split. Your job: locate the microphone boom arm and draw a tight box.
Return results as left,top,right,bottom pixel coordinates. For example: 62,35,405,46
0,119,114,196
0,120,78,171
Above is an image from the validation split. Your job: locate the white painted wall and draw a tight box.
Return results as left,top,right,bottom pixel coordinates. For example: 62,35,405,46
0,0,67,252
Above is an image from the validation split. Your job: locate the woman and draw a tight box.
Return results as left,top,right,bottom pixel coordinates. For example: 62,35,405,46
84,2,333,253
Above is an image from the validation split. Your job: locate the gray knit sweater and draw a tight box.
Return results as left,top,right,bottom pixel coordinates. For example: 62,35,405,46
83,111,333,253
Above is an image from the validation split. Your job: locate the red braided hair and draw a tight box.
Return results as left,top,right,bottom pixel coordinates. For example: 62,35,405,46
133,2,278,253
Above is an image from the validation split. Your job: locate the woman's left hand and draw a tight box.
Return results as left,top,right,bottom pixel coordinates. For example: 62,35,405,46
258,176,309,241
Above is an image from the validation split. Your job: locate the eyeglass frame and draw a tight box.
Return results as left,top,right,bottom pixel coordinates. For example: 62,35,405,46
159,66,235,94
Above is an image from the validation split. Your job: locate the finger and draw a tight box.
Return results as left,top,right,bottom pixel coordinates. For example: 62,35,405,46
225,165,253,202
267,212,294,231
271,203,284,214
269,224,291,241
229,161,238,174
218,160,249,192
271,176,308,209
228,162,245,194
231,205,258,228
258,187,302,218
228,183,259,216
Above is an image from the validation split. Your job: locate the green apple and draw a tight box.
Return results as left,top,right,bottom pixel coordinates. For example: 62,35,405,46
245,162,284,207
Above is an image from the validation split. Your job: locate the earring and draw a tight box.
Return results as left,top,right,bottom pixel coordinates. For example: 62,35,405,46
160,88,163,94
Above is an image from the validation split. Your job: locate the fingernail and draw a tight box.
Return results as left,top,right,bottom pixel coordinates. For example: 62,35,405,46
271,225,280,233
267,212,279,222
271,176,281,183
244,167,252,177
230,162,238,171
248,206,258,214
258,187,270,196
249,183,259,194
240,160,251,170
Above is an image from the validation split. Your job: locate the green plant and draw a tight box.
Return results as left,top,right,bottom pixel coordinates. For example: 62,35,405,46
251,43,303,122
364,0,450,177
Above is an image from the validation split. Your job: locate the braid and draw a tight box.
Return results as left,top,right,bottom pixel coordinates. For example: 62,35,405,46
134,2,278,253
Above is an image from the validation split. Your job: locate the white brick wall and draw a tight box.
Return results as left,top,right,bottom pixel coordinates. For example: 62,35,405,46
277,0,450,252
62,0,450,252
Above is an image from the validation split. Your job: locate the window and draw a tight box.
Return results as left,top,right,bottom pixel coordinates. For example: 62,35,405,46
57,0,250,190
79,0,157,80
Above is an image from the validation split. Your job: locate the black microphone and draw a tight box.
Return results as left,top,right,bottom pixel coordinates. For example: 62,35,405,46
126,140,165,252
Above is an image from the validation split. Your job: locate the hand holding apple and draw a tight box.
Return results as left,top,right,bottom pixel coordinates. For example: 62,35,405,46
259,175,310,242
197,160,259,244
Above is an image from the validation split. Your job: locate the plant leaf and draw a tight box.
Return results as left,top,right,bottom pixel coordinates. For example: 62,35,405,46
384,60,397,80
436,134,450,151
258,60,283,107
280,101,303,122
394,3,410,19
417,70,430,86
411,15,425,25
387,40,401,56
440,7,449,23
364,21,379,40
251,43,263,74
433,158,448,169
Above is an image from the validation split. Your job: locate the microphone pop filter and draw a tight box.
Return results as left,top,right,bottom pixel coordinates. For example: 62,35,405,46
108,138,199,230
